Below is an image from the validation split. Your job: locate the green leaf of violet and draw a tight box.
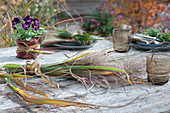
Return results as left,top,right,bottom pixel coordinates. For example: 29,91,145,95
8,34,20,37
15,23,22,29
25,37,32,41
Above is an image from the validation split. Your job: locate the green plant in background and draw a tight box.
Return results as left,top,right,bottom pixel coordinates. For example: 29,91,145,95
0,0,62,25
82,2,116,37
0,31,16,47
26,0,66,25
143,28,161,37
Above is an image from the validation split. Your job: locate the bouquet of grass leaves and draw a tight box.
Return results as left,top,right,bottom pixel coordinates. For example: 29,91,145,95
143,28,170,44
56,29,97,45
0,52,149,108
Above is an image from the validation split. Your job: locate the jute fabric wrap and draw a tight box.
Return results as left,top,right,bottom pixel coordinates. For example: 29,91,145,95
147,54,170,85
113,29,131,52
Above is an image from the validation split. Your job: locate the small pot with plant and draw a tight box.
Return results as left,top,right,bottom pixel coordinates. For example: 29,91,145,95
9,15,47,59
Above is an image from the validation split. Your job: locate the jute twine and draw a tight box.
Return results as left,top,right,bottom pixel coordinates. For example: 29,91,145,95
146,54,170,85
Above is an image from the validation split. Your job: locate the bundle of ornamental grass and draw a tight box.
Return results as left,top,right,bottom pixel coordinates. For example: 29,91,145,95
0,51,149,108
3,51,147,89
66,51,147,89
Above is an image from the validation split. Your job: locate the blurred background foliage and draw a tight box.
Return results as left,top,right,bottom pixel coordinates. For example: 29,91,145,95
0,0,169,47
107,0,169,33
82,2,116,37
0,0,67,25
82,0,169,36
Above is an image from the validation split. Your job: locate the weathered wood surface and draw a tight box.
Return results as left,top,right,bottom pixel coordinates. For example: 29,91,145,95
0,37,170,112
0,25,170,112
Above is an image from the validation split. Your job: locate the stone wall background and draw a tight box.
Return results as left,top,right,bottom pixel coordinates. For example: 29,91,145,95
66,0,104,15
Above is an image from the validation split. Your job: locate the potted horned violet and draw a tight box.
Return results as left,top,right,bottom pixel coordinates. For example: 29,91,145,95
9,15,47,59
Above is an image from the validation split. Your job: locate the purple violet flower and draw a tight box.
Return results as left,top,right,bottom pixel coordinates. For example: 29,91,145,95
32,24,39,31
12,17,21,29
33,18,39,25
23,15,30,21
22,23,30,30
25,18,32,24
23,15,32,24
12,17,21,25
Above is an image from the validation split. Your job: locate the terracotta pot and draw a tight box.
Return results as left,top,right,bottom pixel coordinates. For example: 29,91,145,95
113,29,132,52
16,37,42,59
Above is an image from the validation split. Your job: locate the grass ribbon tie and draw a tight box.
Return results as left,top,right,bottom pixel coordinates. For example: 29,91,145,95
16,42,39,54
16,42,59,60
25,61,41,75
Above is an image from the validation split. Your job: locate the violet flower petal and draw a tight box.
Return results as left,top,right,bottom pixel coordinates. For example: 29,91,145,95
12,17,21,25
22,23,30,30
23,15,30,21
32,24,39,31
25,18,32,24
33,18,39,24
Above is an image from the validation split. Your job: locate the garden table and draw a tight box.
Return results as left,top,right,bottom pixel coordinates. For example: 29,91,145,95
0,38,170,113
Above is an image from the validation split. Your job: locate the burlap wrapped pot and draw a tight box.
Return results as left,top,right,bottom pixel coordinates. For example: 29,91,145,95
16,37,42,59
113,29,131,52
146,54,170,85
